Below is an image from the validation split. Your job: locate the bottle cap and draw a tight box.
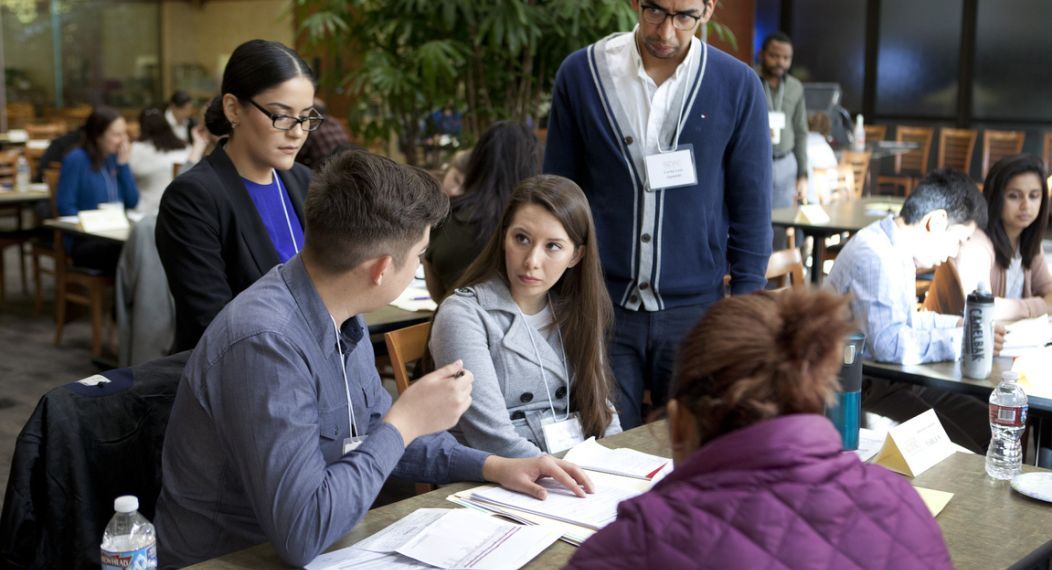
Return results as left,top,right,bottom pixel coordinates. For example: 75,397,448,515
114,495,139,513
1002,370,1020,383
977,281,990,294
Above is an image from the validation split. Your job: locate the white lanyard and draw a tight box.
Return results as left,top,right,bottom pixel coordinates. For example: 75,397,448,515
330,316,358,438
657,41,708,153
272,169,300,255
102,167,118,203
517,297,572,421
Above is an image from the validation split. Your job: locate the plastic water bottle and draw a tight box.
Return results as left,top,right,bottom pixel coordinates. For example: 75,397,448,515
961,283,995,379
852,114,866,151
100,495,157,570
985,371,1028,480
15,155,30,192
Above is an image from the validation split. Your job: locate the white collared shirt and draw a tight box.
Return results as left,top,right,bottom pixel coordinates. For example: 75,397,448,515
605,25,700,157
165,108,189,142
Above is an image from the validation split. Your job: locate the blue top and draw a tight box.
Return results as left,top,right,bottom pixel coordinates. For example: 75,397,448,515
242,173,304,262
56,147,139,215
544,37,772,310
154,255,489,568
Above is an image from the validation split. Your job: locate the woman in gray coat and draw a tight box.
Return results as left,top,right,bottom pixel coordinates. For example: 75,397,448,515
430,175,621,458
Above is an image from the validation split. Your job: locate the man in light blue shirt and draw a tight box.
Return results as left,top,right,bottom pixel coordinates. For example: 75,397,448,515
826,169,1002,451
156,150,593,568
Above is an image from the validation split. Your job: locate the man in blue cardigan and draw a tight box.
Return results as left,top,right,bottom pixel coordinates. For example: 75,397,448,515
544,0,772,428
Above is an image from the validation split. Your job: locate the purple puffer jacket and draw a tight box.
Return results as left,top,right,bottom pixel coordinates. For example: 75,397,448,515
566,414,952,570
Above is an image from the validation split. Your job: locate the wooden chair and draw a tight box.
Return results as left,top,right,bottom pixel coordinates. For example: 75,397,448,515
25,122,66,141
0,151,31,302
839,150,871,198
31,168,61,314
24,145,46,178
981,129,1026,180
765,248,805,290
1041,131,1052,173
6,102,35,128
937,128,978,174
863,124,886,143
49,168,115,357
61,105,92,125
878,126,934,196
383,321,435,494
125,120,140,142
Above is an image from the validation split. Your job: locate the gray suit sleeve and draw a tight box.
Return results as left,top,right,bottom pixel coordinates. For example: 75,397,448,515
430,297,545,458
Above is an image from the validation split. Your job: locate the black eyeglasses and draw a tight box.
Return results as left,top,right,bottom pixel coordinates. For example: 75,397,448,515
640,2,703,31
247,99,325,132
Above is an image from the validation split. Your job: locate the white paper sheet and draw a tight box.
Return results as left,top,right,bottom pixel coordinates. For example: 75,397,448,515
563,437,669,479
352,508,449,553
304,547,432,570
392,285,437,312
470,478,640,530
395,509,562,570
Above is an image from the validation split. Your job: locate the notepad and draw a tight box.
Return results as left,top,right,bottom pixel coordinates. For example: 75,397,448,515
563,437,670,480
392,285,437,312
1000,316,1052,358
468,479,639,530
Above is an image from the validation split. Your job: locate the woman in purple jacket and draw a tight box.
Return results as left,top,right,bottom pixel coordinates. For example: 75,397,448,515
566,288,952,570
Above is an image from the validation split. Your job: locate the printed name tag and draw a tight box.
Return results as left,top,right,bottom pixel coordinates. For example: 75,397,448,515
643,145,697,190
542,414,585,454
343,436,367,455
769,111,786,145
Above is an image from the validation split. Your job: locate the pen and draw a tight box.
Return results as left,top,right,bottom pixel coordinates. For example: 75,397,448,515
412,295,430,301
454,370,465,378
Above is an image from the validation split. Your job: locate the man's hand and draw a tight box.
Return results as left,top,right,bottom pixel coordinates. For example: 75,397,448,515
795,177,809,204
482,455,595,500
384,360,472,446
993,322,1006,356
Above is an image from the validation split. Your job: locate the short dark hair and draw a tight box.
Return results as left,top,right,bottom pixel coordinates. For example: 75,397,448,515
983,154,1049,270
204,39,314,137
304,150,449,273
900,168,987,228
82,106,123,171
761,32,793,52
169,90,192,108
138,106,187,152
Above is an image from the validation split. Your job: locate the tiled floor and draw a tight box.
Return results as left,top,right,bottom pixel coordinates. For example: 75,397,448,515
0,246,99,508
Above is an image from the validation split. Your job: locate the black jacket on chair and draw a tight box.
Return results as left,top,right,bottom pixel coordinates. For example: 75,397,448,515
0,351,191,569
155,144,312,353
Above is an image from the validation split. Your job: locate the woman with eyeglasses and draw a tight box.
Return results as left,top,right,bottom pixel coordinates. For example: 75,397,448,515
156,39,324,352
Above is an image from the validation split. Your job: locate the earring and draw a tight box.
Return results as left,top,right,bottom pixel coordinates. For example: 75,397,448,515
231,121,240,129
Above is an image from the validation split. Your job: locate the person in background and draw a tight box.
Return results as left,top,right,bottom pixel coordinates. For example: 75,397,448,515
805,112,838,204
55,106,139,271
544,0,772,428
32,125,83,183
441,148,472,198
424,121,541,301
925,154,1051,320
156,39,319,352
825,168,1002,452
565,288,952,570
129,107,208,214
165,90,196,143
155,150,593,568
295,98,351,170
757,32,808,249
430,175,621,457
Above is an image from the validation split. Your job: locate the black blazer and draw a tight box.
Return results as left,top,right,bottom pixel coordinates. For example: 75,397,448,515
155,144,311,352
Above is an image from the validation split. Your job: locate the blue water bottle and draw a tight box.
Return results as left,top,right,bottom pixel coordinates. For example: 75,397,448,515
825,331,865,450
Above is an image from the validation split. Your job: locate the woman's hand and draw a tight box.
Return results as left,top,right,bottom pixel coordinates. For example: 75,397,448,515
482,455,594,500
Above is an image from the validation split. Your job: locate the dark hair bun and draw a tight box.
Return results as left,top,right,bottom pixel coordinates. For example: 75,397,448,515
204,95,231,137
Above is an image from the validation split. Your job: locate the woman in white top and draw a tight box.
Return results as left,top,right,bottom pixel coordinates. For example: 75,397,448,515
129,106,207,213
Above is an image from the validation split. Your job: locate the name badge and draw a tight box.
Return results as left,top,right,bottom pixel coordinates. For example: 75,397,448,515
643,144,697,191
768,111,786,145
343,435,367,455
542,413,585,454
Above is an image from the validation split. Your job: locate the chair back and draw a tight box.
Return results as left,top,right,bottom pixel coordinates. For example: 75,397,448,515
6,102,35,128
765,248,805,289
937,128,978,173
24,146,46,177
44,167,61,222
981,129,1026,179
1041,131,1052,174
840,150,871,197
384,322,432,395
0,150,18,186
25,122,66,141
172,162,184,179
894,126,934,175
863,124,886,143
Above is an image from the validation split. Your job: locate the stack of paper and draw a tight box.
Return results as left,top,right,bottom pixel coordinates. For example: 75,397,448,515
1001,316,1052,358
1013,345,1052,398
392,283,437,312
305,508,562,570
562,437,670,480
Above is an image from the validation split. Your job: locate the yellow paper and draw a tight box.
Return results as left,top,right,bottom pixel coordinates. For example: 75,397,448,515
872,410,955,477
913,486,953,517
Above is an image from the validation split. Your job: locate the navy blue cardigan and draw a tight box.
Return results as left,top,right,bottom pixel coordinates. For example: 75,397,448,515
544,38,772,310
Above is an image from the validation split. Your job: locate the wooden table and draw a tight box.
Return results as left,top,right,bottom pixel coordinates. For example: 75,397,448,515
43,217,130,242
192,422,1052,570
0,186,48,204
771,197,903,284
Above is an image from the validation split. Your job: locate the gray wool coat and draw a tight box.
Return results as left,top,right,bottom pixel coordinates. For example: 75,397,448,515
429,277,621,458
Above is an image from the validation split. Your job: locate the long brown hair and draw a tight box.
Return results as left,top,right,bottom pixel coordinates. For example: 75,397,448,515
982,154,1049,270
452,174,615,437
671,289,855,445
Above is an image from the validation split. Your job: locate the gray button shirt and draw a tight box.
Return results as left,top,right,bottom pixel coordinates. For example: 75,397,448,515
155,255,489,567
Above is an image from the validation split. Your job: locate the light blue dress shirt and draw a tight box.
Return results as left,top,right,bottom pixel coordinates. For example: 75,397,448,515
825,216,962,364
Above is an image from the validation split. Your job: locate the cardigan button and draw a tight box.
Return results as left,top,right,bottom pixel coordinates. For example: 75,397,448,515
641,233,651,243
629,294,639,304
520,392,534,403
623,136,634,145
555,386,567,399
511,410,526,420
639,282,650,291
